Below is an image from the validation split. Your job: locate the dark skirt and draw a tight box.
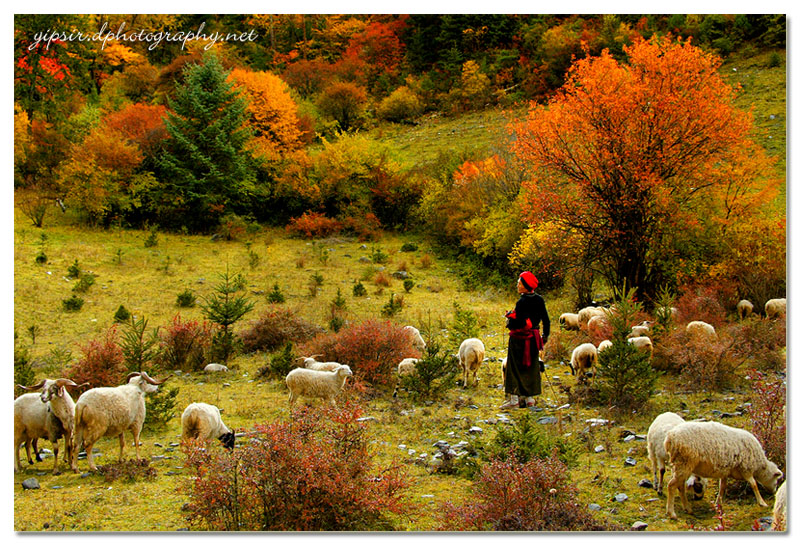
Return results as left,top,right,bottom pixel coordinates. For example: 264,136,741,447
505,336,541,397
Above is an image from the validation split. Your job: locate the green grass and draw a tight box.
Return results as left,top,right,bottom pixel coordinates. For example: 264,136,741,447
13,206,781,532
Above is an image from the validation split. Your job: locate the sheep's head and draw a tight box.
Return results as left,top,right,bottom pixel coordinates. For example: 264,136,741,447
219,431,236,451
686,475,705,500
337,365,353,377
127,372,170,393
756,461,783,494
41,378,86,403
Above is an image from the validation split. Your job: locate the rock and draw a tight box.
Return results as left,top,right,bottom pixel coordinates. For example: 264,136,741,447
165,471,179,476
433,440,450,449
356,416,376,422
51,485,63,490
21,478,40,490
614,493,628,503
359,244,368,250
588,503,601,511
151,455,166,462
398,444,407,450
358,257,371,263
623,435,636,442
537,416,558,425
529,406,544,412
631,521,648,531
586,418,610,426
468,404,479,410
720,412,742,418
634,434,647,441
624,457,637,466
222,383,231,388
154,443,163,448
638,479,654,488
407,449,416,456
594,445,605,453
170,443,180,447
80,473,92,478
468,426,483,435
391,271,409,280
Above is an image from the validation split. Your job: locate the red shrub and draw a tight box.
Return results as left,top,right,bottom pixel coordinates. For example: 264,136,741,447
68,326,126,387
286,211,343,238
439,454,617,531
674,283,734,328
654,329,740,391
157,314,214,371
239,306,323,353
300,319,418,388
747,370,786,470
182,402,409,531
341,212,382,241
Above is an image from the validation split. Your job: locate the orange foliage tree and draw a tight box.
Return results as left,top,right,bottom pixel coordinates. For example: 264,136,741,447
228,68,303,160
511,35,779,303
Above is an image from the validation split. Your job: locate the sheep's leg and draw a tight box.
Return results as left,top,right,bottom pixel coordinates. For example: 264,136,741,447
63,432,72,464
51,439,60,475
85,440,98,471
666,468,692,519
715,478,726,507
657,466,665,495
14,440,22,473
746,476,769,508
132,426,141,461
24,439,34,465
32,438,42,462
678,478,691,514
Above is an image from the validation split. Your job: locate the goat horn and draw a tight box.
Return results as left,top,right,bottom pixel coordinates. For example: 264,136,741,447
54,378,80,389
126,372,142,383
17,380,47,391
140,371,170,385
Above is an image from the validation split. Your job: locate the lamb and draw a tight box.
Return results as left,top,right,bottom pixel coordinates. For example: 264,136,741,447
286,365,353,407
457,338,485,388
570,343,597,381
664,420,783,519
646,412,706,497
736,299,754,320
597,340,613,353
772,481,786,531
627,336,653,356
404,325,426,353
392,358,421,398
203,363,229,373
14,379,85,474
558,313,580,331
297,355,342,372
686,320,717,341
181,402,235,450
71,371,169,472
765,298,786,320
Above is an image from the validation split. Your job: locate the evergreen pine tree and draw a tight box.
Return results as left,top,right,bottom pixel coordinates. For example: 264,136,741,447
156,53,255,231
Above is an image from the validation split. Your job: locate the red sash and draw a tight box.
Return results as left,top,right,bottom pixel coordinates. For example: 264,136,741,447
509,322,542,367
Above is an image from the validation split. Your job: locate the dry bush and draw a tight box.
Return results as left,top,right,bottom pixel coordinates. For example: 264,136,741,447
239,306,324,353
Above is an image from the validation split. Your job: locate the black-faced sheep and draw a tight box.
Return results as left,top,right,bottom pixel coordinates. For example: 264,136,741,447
765,298,786,320
457,338,485,388
404,325,426,353
181,402,235,450
559,313,580,331
736,299,754,320
646,412,705,497
71,372,169,472
286,365,353,407
664,421,783,519
570,343,597,381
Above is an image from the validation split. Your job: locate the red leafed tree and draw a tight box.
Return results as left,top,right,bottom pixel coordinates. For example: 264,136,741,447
103,102,168,155
511,35,779,304
341,19,406,91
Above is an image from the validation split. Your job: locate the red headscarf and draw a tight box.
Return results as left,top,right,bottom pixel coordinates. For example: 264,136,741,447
519,271,538,291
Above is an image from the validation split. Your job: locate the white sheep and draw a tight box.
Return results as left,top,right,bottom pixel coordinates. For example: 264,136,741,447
397,357,419,376
458,338,485,388
297,354,342,372
404,325,426,353
646,412,706,497
14,378,84,474
203,363,229,373
765,298,786,320
597,340,613,353
570,343,597,381
587,314,609,338
558,313,580,331
686,320,717,341
286,365,353,407
664,421,783,519
578,306,606,328
736,299,754,320
629,324,650,338
627,336,653,356
772,481,786,531
71,371,169,472
181,402,235,450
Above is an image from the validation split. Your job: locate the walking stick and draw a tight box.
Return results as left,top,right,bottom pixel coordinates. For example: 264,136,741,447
540,360,568,434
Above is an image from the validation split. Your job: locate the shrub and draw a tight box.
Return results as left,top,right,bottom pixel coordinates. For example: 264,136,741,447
439,454,617,531
113,304,131,323
397,339,459,400
258,342,296,380
374,271,391,287
144,385,180,429
674,283,732,329
200,270,255,362
158,315,213,372
239,306,324,353
376,86,423,123
68,326,127,386
380,294,403,317
14,344,36,390
67,258,81,278
341,213,382,242
400,242,418,252
451,302,479,342
144,227,158,248
656,329,739,391
420,253,433,269
72,273,96,293
62,294,85,312
182,403,409,531
329,314,346,333
316,81,368,132
403,279,415,293
97,459,157,483
286,211,343,238
352,281,367,297
35,250,47,264
120,315,160,373
486,411,578,467
301,319,416,388
370,247,389,264
746,370,786,470
266,284,286,304
727,318,786,372
176,288,197,308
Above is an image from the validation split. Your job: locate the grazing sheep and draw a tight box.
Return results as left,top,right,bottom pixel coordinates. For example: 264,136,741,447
587,314,609,338
392,358,421,398
286,365,353,407
737,299,754,320
203,363,229,373
578,306,606,328
559,313,580,331
627,336,653,356
457,338,485,388
71,372,170,472
772,481,786,531
646,412,706,497
297,355,342,372
664,421,783,519
404,325,426,353
629,324,650,338
14,379,85,474
597,340,613,353
686,320,717,341
765,298,786,320
181,402,235,450
570,343,597,381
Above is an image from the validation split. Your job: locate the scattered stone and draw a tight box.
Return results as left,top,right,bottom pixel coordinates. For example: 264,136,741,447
408,449,416,456
165,471,179,476
170,443,180,447
485,418,498,425
720,412,742,418
588,503,601,511
21,478,40,490
623,435,636,443
634,435,647,441
51,485,63,490
420,494,434,498
624,457,637,466
594,445,606,453
154,443,163,448
391,271,409,280
356,416,376,422
359,244,368,250
468,426,483,435
631,521,648,531
151,455,165,462
638,478,654,488
433,440,450,449
529,406,544,412
537,416,558,425
586,418,610,426
36,472,47,476
614,493,628,503
398,444,407,450
358,257,371,263
80,473,92,478
222,383,231,388
418,453,428,459
468,404,479,410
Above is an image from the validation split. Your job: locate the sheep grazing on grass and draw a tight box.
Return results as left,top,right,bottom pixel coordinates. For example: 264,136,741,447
686,320,717,341
71,371,169,472
392,358,420,398
286,365,353,408
570,343,597,381
772,481,786,531
587,314,609,338
181,402,235,450
737,299,754,320
578,307,606,329
664,421,783,519
627,336,653,357
765,298,786,320
14,379,85,474
404,325,426,353
597,340,613,353
457,338,485,388
558,313,580,331
297,354,342,372
203,363,229,373
646,412,706,498
629,324,650,338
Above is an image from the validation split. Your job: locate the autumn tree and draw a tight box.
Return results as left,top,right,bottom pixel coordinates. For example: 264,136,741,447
316,80,368,131
155,53,255,231
511,35,779,304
